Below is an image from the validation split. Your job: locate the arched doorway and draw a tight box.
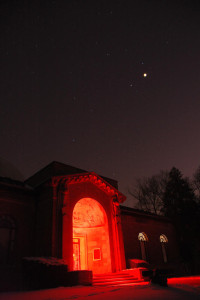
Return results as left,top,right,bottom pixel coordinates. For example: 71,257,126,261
72,198,111,274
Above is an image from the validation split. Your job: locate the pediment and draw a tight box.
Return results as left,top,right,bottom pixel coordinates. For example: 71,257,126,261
52,172,126,203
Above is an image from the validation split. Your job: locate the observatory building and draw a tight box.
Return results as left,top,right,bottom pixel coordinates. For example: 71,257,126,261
0,161,179,277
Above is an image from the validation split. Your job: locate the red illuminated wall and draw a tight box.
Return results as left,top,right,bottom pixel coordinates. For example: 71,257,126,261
61,177,126,273
23,162,126,273
120,206,180,270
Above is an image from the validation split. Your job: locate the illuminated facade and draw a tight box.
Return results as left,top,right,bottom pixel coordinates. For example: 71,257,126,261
0,161,179,275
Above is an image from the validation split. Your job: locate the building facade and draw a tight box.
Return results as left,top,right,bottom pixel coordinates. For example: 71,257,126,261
0,161,179,275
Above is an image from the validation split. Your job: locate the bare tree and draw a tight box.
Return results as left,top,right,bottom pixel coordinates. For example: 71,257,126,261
129,171,169,215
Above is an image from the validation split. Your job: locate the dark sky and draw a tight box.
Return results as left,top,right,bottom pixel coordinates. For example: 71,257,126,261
1,0,200,206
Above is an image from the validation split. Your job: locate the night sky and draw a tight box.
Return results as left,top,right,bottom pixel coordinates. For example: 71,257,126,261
1,0,200,206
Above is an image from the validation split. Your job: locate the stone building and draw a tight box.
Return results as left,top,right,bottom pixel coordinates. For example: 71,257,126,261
0,161,179,276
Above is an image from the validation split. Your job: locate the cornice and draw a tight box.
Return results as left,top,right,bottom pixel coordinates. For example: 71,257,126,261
51,172,126,203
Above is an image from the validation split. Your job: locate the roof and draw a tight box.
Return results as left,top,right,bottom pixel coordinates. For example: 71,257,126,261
0,158,24,181
0,176,33,193
25,161,86,187
120,205,171,222
25,161,118,190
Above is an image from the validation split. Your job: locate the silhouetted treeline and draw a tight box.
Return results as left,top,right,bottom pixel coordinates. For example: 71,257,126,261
129,166,200,274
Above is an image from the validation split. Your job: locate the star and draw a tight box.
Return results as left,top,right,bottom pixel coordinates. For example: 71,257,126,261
143,73,147,77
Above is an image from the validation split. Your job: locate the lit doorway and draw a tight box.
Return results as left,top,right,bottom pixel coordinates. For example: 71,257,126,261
73,236,87,270
73,238,80,270
72,198,111,274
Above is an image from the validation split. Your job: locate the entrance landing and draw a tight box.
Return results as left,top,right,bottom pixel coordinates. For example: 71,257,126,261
93,270,147,286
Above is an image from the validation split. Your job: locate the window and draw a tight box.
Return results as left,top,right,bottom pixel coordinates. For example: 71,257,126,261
160,234,168,263
0,215,16,265
93,248,101,261
138,232,148,261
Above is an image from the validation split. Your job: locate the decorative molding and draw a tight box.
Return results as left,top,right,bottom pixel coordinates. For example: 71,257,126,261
50,172,126,203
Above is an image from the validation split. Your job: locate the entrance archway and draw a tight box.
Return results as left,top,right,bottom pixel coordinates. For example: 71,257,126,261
72,198,111,274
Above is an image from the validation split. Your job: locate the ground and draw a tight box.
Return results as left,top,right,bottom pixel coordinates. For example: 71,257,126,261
0,277,200,300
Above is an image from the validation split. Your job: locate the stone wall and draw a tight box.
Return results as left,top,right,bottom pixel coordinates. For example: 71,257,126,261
0,180,35,263
120,206,180,270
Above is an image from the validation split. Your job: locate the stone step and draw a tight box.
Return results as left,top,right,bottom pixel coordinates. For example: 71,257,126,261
93,271,144,286
94,271,131,276
94,272,134,278
93,278,144,286
94,275,137,280
93,277,138,282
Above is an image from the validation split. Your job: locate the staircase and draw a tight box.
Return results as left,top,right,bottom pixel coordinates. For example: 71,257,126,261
93,270,145,286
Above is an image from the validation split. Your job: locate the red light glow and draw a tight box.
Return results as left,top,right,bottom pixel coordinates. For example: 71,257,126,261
72,198,111,274
168,276,200,287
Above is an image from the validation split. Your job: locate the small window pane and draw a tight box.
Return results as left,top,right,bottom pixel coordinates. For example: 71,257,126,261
93,248,101,261
138,232,148,241
160,234,168,243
